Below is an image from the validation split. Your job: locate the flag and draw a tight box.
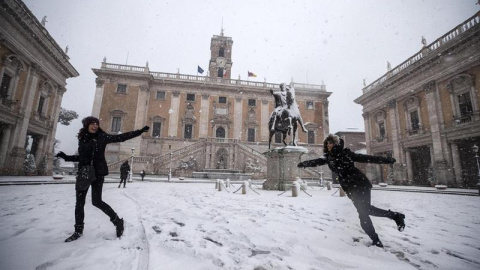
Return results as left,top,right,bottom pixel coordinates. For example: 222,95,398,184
248,71,257,77
223,69,228,78
197,65,204,74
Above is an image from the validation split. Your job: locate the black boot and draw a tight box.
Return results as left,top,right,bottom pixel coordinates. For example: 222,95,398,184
392,212,406,232
112,216,124,237
371,235,384,248
65,224,84,242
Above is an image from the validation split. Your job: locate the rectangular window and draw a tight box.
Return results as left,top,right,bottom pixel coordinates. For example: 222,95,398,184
219,96,227,103
156,91,165,100
186,93,195,101
306,101,314,110
116,84,127,93
248,99,256,106
37,96,45,115
457,93,473,117
247,128,255,142
410,111,420,130
184,124,193,139
308,130,315,144
152,122,162,137
378,122,385,138
111,117,122,132
0,73,12,98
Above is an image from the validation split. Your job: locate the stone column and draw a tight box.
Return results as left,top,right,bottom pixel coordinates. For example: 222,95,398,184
8,63,42,174
198,94,210,138
405,149,413,184
91,78,105,117
43,86,66,174
387,99,406,182
233,97,243,140
168,91,180,137
424,81,453,185
260,99,269,141
450,142,462,186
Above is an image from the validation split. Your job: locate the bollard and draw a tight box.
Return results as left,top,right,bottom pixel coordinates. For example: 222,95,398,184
215,179,219,189
292,181,299,197
339,186,346,197
226,178,230,187
326,181,332,190
242,181,248,194
248,179,252,187
218,180,223,191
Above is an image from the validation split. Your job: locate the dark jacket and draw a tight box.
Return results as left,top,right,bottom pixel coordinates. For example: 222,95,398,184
120,162,130,179
298,139,394,192
64,129,143,177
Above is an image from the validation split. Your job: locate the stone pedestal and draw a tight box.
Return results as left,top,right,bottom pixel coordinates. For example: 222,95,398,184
262,146,309,191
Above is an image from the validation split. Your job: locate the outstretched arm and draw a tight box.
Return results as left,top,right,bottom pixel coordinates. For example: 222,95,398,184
55,151,79,162
104,126,149,144
298,158,327,168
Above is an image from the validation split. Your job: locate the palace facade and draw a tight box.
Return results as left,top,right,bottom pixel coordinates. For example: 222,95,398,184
92,31,331,178
355,12,480,187
0,0,79,175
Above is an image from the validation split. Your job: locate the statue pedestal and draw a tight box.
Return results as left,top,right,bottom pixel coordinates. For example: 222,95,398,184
263,146,309,191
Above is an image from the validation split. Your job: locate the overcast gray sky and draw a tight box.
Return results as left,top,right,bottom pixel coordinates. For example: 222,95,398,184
23,0,478,155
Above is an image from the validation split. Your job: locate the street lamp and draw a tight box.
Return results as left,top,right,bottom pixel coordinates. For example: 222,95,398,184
472,144,480,195
129,148,135,182
168,152,172,182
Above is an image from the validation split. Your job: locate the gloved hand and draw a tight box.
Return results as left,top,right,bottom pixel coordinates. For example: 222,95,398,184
141,126,150,133
56,151,67,159
387,157,396,164
297,162,306,168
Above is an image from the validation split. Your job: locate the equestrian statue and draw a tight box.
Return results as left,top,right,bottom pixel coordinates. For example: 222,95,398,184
268,83,307,149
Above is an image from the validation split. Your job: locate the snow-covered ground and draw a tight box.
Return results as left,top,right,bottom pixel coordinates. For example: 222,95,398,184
0,180,479,270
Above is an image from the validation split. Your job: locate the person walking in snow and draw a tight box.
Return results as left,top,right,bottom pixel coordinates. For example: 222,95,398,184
119,161,130,188
140,170,146,181
297,134,405,248
56,116,149,242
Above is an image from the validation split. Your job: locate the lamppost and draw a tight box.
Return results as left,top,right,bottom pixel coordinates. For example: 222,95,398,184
472,144,480,195
129,147,135,182
168,152,172,182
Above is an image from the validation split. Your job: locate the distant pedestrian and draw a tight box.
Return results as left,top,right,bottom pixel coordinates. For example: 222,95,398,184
298,134,405,248
140,170,146,181
56,116,149,242
119,161,130,188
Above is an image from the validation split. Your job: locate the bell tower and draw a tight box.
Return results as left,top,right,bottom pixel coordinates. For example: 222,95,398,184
209,27,233,79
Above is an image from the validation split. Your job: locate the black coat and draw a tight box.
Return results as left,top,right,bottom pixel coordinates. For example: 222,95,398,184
120,162,130,178
64,129,143,177
298,139,394,192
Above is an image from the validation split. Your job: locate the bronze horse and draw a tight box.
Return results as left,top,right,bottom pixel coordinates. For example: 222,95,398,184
268,83,307,149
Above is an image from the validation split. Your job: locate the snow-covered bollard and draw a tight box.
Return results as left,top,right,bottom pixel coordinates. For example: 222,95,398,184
326,181,332,190
339,186,346,197
218,180,223,191
226,178,231,187
242,181,248,194
300,179,308,191
215,179,219,189
292,181,300,197
248,179,252,187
